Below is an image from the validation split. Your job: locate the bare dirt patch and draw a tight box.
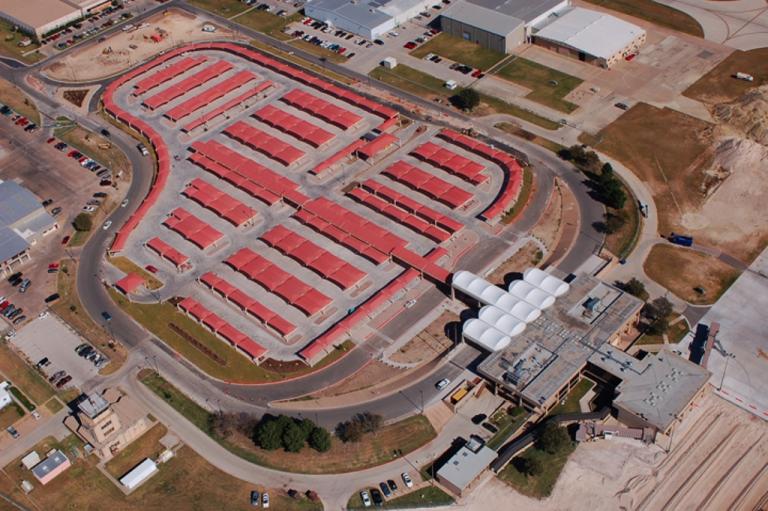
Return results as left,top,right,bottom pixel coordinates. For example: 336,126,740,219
390,310,457,365
684,48,768,104
583,102,768,262
644,245,740,305
43,9,234,82
486,241,543,286
531,180,564,252
62,89,88,108
307,361,403,399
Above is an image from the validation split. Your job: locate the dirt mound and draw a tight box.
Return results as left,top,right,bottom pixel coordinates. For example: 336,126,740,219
713,85,768,145
701,136,768,197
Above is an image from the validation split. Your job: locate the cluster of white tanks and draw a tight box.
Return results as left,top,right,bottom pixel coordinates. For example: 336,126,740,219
452,268,570,352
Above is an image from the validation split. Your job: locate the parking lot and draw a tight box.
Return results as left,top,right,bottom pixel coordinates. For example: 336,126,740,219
10,313,107,391
0,106,119,324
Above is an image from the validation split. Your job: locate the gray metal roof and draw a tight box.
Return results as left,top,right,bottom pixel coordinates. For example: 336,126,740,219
31,450,69,479
0,181,41,226
613,348,710,431
465,0,565,22
78,393,110,419
441,1,523,37
0,226,28,263
306,0,393,30
437,442,496,491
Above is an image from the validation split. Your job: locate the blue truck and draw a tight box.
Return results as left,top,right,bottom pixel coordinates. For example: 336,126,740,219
669,233,693,247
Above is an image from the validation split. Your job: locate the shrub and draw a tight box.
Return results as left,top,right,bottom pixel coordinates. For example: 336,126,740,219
308,427,332,452
73,213,92,232
535,422,570,454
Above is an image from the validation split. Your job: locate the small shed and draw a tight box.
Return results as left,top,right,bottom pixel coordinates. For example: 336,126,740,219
21,451,41,470
115,272,145,295
120,458,158,490
381,57,397,69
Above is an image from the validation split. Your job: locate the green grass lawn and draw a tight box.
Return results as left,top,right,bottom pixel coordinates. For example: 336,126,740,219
411,33,506,70
494,57,582,113
187,0,249,17
348,485,454,509
0,343,54,405
9,386,35,411
487,407,529,450
0,19,43,64
140,370,212,433
499,441,577,499
636,317,690,346
110,290,352,383
369,65,560,130
583,0,703,37
550,379,595,416
235,11,301,40
105,423,167,478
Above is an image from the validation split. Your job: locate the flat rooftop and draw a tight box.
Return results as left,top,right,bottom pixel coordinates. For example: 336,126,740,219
437,438,496,492
463,0,564,22
306,0,395,31
612,348,710,431
477,274,644,407
0,0,78,28
442,0,564,37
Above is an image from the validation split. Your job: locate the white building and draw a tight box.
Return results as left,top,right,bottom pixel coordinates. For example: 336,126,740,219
532,7,646,68
119,458,158,490
0,382,12,410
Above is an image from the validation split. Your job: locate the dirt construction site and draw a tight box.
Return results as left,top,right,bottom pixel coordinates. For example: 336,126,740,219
43,9,234,82
469,388,768,511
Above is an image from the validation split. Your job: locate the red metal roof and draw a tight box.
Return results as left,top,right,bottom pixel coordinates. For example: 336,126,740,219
115,272,145,294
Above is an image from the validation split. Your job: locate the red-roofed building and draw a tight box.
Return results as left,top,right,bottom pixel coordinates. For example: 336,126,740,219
115,273,146,295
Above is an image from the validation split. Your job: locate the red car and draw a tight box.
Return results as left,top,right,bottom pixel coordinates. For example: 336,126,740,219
0,301,9,312
61,235,70,245
145,265,158,274
403,41,417,49
47,137,56,144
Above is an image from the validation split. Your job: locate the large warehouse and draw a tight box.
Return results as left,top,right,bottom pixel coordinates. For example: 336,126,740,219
532,7,646,67
304,0,436,40
0,0,110,39
439,0,568,53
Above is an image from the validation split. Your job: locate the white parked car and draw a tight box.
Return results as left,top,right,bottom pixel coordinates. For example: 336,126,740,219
405,299,417,309
436,378,451,390
262,492,269,508
401,472,413,488
82,205,96,213
360,490,372,507
121,199,129,208
102,220,112,230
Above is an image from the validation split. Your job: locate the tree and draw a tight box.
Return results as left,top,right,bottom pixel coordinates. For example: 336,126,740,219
282,421,307,452
308,427,332,452
73,213,92,232
298,417,316,439
336,419,364,443
356,412,383,434
255,419,283,451
604,212,626,234
535,422,570,454
619,278,647,299
519,456,543,477
452,88,480,111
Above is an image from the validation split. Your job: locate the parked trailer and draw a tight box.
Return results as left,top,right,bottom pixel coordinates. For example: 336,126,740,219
735,72,754,82
669,233,693,247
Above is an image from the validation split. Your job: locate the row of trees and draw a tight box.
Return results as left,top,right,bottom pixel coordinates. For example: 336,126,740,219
254,414,332,453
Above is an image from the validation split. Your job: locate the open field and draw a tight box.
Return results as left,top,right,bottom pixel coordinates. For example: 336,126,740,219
0,19,43,64
43,9,234,82
139,369,436,474
105,423,167,478
550,379,594,415
108,256,164,291
644,245,740,305
411,33,506,71
112,291,349,382
493,57,582,113
498,440,577,499
496,123,565,154
684,48,768,104
582,0,703,37
0,342,54,405
0,434,320,511
580,103,768,260
348,485,454,509
188,0,249,17
51,260,127,375
236,11,301,40
0,79,41,124
369,65,560,129
0,402,24,429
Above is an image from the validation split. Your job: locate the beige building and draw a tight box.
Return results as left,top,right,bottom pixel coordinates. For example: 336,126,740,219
64,388,151,461
0,0,111,39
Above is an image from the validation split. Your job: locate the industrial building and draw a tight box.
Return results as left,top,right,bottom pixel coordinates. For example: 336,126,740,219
305,0,436,40
64,388,151,461
0,181,58,277
436,437,497,496
0,0,111,39
532,7,646,68
454,269,644,414
440,0,567,53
